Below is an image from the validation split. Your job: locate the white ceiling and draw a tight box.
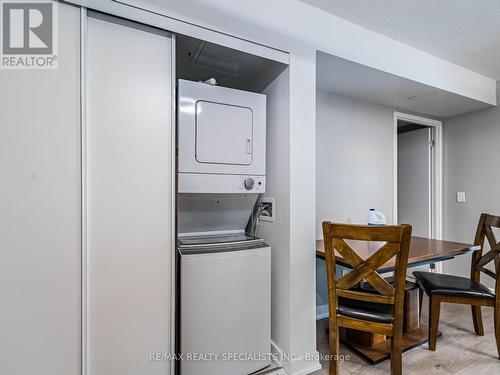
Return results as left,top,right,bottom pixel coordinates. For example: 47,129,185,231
302,0,500,79
317,51,492,118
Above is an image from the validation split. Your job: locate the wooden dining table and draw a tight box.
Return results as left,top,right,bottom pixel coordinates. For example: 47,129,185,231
316,236,481,364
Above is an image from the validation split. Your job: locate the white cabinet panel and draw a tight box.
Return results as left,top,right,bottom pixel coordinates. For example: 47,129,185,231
0,3,81,375
86,13,173,375
180,247,271,375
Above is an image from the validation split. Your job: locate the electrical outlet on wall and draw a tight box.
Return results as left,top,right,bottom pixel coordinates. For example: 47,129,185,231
456,192,466,203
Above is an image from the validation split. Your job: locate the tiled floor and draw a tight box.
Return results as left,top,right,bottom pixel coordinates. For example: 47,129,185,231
312,297,500,374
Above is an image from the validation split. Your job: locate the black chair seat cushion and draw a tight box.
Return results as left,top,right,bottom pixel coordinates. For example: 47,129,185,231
413,271,495,299
338,297,393,324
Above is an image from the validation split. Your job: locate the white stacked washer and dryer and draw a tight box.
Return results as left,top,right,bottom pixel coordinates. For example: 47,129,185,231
177,79,271,375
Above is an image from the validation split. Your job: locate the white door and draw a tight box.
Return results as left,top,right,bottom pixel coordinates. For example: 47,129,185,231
86,13,174,375
398,127,432,237
196,102,253,165
0,3,81,374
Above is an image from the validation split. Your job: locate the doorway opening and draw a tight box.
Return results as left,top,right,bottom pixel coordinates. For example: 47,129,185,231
393,112,443,271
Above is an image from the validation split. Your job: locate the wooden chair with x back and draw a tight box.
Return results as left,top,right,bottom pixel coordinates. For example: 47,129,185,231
322,222,412,375
413,213,500,358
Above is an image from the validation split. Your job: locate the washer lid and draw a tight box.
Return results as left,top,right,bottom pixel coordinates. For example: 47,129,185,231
178,232,262,248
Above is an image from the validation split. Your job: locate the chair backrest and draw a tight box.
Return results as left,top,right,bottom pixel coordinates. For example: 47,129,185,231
471,213,500,291
322,222,412,321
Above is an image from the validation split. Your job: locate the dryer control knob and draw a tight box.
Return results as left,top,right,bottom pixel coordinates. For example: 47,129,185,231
244,178,255,190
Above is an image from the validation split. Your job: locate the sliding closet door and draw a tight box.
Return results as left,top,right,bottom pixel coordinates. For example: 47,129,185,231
0,3,81,375
86,13,173,375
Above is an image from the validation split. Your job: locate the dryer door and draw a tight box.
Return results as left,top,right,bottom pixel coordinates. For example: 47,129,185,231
195,101,252,165
178,79,266,177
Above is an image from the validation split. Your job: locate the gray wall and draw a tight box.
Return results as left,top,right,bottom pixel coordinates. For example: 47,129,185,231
443,84,500,288
315,91,395,317
316,92,395,238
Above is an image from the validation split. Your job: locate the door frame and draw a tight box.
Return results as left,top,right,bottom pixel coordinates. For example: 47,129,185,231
393,112,443,271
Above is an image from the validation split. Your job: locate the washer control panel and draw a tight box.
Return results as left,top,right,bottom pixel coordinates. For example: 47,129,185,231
244,178,255,190
179,173,266,194
239,176,264,192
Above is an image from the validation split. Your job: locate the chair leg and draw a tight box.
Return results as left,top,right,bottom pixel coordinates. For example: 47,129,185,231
328,317,339,375
494,305,500,359
419,288,424,320
472,305,484,336
429,296,441,351
390,330,403,375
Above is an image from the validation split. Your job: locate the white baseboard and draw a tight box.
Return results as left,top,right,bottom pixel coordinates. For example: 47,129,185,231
271,340,284,365
270,341,322,375
289,354,322,375
271,340,289,373
316,304,328,320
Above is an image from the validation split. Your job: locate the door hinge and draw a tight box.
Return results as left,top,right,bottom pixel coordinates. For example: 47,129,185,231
429,140,436,148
